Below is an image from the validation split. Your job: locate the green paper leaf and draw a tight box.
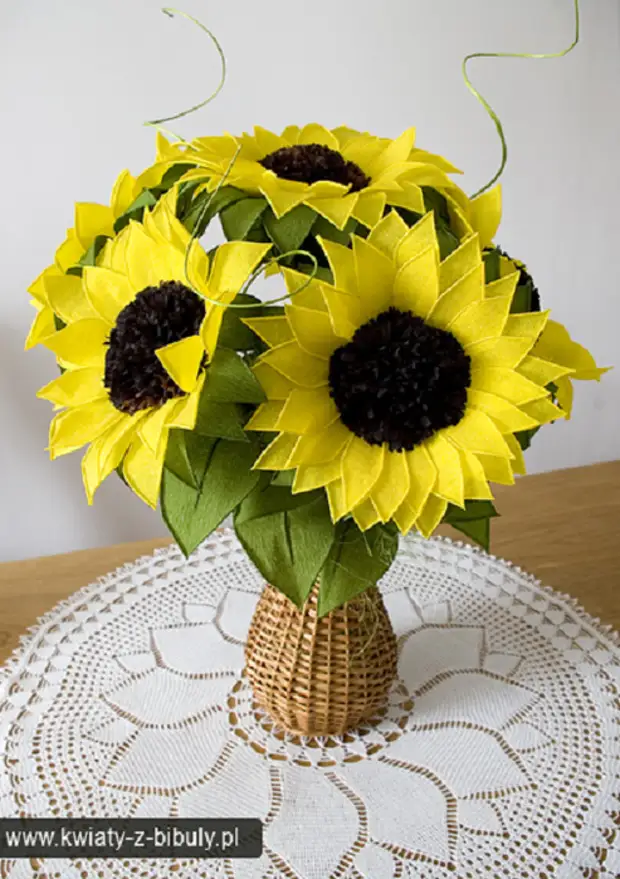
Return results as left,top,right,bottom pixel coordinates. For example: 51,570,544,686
161,437,260,556
194,398,250,442
510,279,534,314
483,248,502,283
235,485,335,607
220,197,268,241
182,185,247,236
515,426,540,451
312,215,358,245
435,220,460,260
443,499,499,551
164,429,216,489
263,205,318,254
159,164,195,190
203,348,266,404
448,516,491,550
422,186,451,223
219,293,265,351
113,190,158,233
318,520,399,617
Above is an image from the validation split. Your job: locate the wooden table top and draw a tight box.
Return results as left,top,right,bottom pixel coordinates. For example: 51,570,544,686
1,461,619,666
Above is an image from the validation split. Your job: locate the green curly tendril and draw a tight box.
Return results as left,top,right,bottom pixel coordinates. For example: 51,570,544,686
464,0,580,198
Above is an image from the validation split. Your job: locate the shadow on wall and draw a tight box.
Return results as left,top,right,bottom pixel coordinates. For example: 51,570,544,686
0,324,167,561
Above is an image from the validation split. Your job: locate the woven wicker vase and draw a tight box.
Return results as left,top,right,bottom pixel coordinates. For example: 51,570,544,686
245,581,398,736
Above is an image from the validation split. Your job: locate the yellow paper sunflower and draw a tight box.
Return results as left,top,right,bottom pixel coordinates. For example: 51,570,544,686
26,165,163,350
37,194,271,507
156,124,457,230
243,210,579,537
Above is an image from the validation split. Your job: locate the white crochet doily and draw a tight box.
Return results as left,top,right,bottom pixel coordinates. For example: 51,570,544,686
1,531,619,879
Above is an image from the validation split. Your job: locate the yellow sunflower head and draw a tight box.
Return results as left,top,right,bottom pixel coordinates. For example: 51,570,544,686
155,123,460,231
37,193,271,507
244,209,585,538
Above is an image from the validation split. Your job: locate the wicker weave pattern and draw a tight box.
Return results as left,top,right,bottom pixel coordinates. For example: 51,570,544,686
245,582,398,736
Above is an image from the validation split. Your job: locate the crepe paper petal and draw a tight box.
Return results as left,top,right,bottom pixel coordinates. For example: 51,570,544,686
37,368,106,409
253,433,298,471
81,414,140,504
446,409,513,460
281,267,327,312
467,388,539,433
478,453,515,486
368,127,416,177
55,231,85,273
410,147,462,175
252,362,295,400
297,123,340,150
439,235,482,294
484,270,520,301
199,308,227,364
292,457,342,494
351,191,387,228
503,433,526,475
123,222,173,290
43,319,109,368
49,399,121,459
245,401,287,432
29,265,58,302
393,500,418,535
318,237,358,292
430,265,485,328
503,311,550,340
327,476,350,523
25,306,56,350
416,494,449,538
517,355,573,387
468,185,502,249
367,210,409,259
306,180,350,199
155,336,204,394
285,304,345,359
447,201,474,241
371,450,410,522
521,397,566,425
396,212,438,266
74,202,115,248
403,445,436,519
44,273,99,324
469,336,533,369
167,378,204,430
276,388,339,434
352,496,383,531
341,437,385,513
452,295,513,348
456,447,494,500
321,285,365,340
286,419,352,467
387,181,426,215
253,125,287,156
426,433,465,507
353,236,395,316
555,376,574,417
392,246,440,319
243,316,294,348
82,267,135,325
260,341,329,388
209,242,271,298
533,319,601,376
471,365,549,406
123,438,166,509
136,398,178,456
110,169,139,218
307,194,357,230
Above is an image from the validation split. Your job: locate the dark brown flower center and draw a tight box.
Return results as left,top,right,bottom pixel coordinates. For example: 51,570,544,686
259,143,370,192
104,281,205,415
328,307,471,452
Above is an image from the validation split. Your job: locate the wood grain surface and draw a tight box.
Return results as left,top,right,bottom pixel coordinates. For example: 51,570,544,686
0,461,618,666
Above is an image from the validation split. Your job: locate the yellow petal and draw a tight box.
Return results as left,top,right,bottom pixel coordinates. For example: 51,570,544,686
403,445,436,520
287,419,352,466
521,396,566,426
468,184,502,248
471,366,549,406
533,319,601,377
387,181,426,214
25,306,56,350
456,447,494,500
167,380,203,430
351,191,387,228
425,433,464,506
55,231,85,273
44,273,99,324
371,450,410,522
429,264,485,328
446,409,513,459
555,376,574,416
260,341,329,388
321,285,365,340
352,496,382,531
415,494,448,538
308,195,358,230
284,304,345,359
367,127,416,177
478,454,515,486
353,236,395,316
123,438,166,508
49,399,120,459
469,336,533,369
82,267,135,325
341,437,385,512
253,362,295,400
74,202,115,247
245,401,287,432
326,478,348,523
209,241,272,297
439,235,482,294
392,246,439,319
484,270,519,301
43,319,109,368
276,388,339,434
396,212,438,266
451,295,512,348
319,238,358,291
253,433,299,470
137,398,178,456
110,169,139,218
503,433,526,475
292,457,342,494
156,335,203,393
243,316,294,348
281,267,327,312
503,311,550,341
517,355,573,387
468,388,539,433
37,368,106,408
367,210,409,259
297,123,339,150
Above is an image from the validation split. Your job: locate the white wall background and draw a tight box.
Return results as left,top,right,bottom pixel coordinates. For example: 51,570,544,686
0,0,618,562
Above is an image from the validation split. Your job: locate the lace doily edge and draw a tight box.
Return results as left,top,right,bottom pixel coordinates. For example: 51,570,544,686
1,530,618,695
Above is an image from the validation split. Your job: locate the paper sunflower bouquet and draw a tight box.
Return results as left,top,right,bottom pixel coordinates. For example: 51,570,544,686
28,123,605,736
